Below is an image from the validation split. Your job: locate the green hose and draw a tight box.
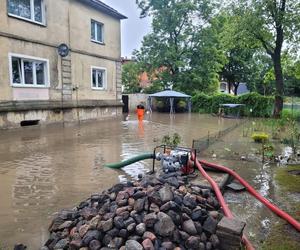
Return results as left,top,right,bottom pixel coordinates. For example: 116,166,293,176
104,153,154,169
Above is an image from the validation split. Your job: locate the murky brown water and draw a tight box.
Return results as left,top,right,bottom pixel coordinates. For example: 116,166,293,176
0,113,238,249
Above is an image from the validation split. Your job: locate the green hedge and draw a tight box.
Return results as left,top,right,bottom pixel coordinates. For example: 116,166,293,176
238,93,274,117
192,92,274,117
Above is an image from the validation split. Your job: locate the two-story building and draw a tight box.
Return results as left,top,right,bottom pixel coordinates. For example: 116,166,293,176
0,0,126,129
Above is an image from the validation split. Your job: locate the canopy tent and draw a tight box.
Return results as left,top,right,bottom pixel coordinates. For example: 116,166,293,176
147,90,192,114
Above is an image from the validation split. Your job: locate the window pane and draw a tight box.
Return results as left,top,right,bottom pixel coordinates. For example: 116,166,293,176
9,0,31,19
91,21,95,40
34,0,43,22
35,62,45,85
92,69,96,87
96,23,103,42
23,61,33,85
12,57,22,84
97,70,103,88
8,0,19,15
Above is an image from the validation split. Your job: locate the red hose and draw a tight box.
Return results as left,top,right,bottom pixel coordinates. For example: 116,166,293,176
191,155,254,250
199,159,300,232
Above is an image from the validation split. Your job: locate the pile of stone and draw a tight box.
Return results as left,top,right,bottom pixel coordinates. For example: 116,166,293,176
42,172,243,250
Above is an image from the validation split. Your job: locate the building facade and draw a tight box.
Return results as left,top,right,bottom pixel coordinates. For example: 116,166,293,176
0,0,126,129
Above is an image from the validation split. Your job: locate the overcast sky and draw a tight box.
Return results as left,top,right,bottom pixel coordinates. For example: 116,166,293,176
101,0,152,58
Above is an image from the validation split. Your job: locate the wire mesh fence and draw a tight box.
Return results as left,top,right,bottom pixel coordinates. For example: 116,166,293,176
192,122,243,154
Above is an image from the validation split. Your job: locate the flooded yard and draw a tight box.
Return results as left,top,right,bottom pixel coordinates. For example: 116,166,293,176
0,113,237,249
0,113,299,249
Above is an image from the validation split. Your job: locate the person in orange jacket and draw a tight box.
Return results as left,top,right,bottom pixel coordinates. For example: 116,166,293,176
136,103,145,121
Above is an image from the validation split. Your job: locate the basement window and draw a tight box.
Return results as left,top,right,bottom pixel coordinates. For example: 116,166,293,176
8,0,45,25
20,120,40,127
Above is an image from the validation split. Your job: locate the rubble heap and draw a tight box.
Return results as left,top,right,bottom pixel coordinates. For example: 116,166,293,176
42,172,244,250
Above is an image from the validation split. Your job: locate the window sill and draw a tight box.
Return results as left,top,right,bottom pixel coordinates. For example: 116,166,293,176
91,40,105,46
91,87,107,91
12,85,49,89
8,13,46,27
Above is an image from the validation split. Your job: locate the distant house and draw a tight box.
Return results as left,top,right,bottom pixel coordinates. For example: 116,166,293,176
0,0,127,129
220,82,250,95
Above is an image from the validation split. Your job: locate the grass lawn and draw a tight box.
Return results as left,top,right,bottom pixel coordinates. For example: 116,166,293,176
275,165,300,192
262,166,300,249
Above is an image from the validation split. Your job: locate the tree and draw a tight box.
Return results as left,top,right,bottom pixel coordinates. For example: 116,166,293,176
282,55,300,96
233,0,300,117
122,62,142,93
134,0,221,93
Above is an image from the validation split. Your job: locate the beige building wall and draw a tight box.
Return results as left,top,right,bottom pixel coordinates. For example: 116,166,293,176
0,37,61,101
69,0,121,59
71,53,117,100
0,0,125,128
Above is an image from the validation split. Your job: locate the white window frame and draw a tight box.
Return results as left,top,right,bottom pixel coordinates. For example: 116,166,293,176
9,53,50,88
7,0,46,26
91,19,104,44
91,66,107,90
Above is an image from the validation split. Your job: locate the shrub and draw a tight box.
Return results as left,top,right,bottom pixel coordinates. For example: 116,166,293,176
210,94,237,113
156,100,165,110
281,109,300,121
192,92,274,117
177,100,187,109
191,92,211,112
252,132,269,143
161,133,182,147
237,93,274,117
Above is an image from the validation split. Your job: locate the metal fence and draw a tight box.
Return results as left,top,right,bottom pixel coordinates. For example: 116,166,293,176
192,122,242,153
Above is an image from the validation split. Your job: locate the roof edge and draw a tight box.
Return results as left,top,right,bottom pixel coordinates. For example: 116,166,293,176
80,0,127,20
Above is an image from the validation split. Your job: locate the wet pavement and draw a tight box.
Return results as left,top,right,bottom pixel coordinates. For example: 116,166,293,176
0,113,237,249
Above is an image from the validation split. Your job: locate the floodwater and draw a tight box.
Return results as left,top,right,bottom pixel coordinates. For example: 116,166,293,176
0,113,238,249
201,124,300,246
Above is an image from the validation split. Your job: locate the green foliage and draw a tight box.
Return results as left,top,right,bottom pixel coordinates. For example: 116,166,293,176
279,111,300,153
282,109,300,122
142,81,164,94
156,100,165,109
191,92,211,112
122,62,142,93
135,0,222,94
210,94,238,113
231,0,300,115
161,133,182,147
282,56,300,96
238,93,274,117
262,216,300,250
276,166,300,193
251,132,269,143
192,92,274,117
176,100,187,112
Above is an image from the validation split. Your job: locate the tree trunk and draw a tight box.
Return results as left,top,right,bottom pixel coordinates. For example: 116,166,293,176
233,82,240,96
272,53,284,118
227,82,232,94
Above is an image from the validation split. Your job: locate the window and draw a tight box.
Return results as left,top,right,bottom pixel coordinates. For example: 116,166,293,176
91,20,104,43
9,54,49,87
91,67,106,90
8,0,45,24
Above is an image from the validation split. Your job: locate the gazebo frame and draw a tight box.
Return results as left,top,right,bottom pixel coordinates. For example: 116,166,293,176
147,90,192,114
